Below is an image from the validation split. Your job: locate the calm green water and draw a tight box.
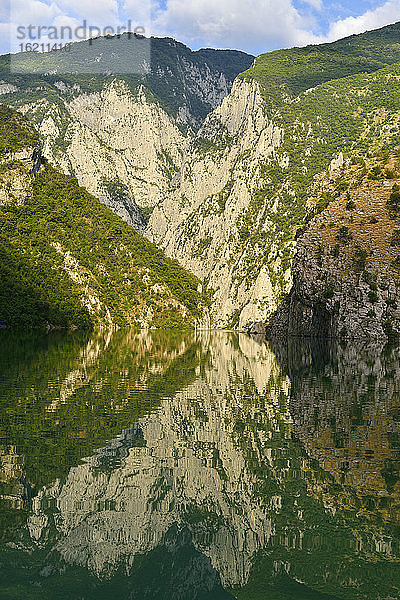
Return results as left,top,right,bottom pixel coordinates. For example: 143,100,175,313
0,330,400,600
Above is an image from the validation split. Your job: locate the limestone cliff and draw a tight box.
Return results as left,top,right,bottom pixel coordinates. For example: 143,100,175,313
6,27,400,329
17,81,186,230
147,25,400,329
147,79,289,328
0,37,253,229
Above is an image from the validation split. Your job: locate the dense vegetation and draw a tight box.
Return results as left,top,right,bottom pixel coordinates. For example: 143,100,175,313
156,21,400,328
0,105,205,329
0,104,38,155
242,22,400,103
0,232,91,328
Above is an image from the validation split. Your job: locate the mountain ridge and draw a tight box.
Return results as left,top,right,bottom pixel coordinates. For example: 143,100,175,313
0,36,253,227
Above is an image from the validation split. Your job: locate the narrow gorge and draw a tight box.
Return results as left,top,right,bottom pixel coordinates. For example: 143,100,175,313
3,25,400,334
2,19,400,599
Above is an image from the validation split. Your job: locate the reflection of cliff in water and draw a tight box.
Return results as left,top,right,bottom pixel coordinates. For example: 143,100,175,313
1,332,400,599
273,337,400,524
23,333,290,589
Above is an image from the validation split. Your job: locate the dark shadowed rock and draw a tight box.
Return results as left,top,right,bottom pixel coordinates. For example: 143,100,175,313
248,322,266,336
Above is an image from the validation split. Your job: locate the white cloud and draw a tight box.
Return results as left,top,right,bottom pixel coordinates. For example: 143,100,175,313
8,0,62,52
10,0,61,26
122,0,152,29
325,0,400,41
5,0,147,54
151,0,400,54
152,0,319,53
55,0,120,26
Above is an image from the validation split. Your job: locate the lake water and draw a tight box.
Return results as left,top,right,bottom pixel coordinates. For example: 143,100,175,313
0,329,399,600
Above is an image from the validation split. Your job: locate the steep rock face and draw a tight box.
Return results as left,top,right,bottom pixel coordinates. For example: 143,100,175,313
148,80,288,328
6,27,400,328
0,37,254,229
270,155,400,340
148,26,400,329
5,36,253,130
0,149,34,205
18,81,186,230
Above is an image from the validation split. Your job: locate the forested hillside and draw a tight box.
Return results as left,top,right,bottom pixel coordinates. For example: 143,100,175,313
243,22,400,102
0,105,205,329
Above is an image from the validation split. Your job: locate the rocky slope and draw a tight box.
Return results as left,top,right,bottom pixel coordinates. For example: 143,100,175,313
0,105,204,329
270,152,400,340
0,37,253,228
147,23,400,328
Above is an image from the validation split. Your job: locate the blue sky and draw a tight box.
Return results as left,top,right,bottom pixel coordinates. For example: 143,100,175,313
2,0,400,56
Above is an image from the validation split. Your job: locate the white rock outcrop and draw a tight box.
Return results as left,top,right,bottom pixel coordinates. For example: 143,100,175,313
147,80,288,327
18,81,187,230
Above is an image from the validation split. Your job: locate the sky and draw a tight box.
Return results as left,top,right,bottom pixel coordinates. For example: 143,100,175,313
2,0,400,56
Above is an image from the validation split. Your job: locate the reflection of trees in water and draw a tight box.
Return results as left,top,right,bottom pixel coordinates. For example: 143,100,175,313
1,332,400,599
0,328,200,495
273,337,400,524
